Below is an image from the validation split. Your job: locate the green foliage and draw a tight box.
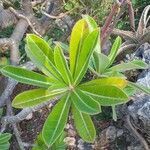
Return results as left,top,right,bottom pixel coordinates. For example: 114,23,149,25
85,16,149,120
91,35,148,76
63,0,79,11
0,133,11,150
72,105,96,142
63,0,112,25
32,132,66,150
81,0,113,25
1,16,147,147
43,94,71,146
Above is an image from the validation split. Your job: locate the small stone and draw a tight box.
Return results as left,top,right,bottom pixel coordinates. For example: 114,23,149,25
77,139,93,150
65,123,70,129
48,103,53,108
38,109,42,113
77,139,84,150
64,137,76,146
68,128,76,137
25,113,33,120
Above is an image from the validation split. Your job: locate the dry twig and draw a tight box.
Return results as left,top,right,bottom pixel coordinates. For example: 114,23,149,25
126,115,149,150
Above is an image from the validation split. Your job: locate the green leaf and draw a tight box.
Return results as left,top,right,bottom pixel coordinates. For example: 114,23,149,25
83,15,101,53
108,36,122,67
74,29,100,84
123,85,137,96
32,133,48,150
27,34,54,62
51,132,67,150
26,34,63,81
48,82,67,91
0,133,11,150
42,94,71,146
91,52,110,73
54,41,69,53
12,88,67,108
83,15,98,32
109,60,148,72
0,143,10,150
80,85,129,106
69,19,88,75
25,45,51,77
71,89,101,115
54,46,72,84
0,133,11,144
32,132,66,150
1,66,56,88
102,70,126,78
80,77,127,89
72,105,96,143
128,82,150,95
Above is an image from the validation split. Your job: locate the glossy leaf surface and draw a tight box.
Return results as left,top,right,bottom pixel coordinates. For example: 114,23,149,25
42,94,71,146
71,89,100,115
74,29,100,84
80,85,128,106
69,19,87,75
80,77,127,89
72,105,96,143
54,46,72,84
12,88,66,108
26,34,62,81
1,66,55,88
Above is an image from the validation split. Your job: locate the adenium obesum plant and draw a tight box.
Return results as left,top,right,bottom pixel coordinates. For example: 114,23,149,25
0,16,148,147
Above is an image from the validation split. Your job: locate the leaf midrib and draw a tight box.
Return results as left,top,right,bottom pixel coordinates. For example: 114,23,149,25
2,69,51,87
49,94,70,144
79,111,93,141
73,90,98,113
72,21,86,77
82,90,127,100
14,89,66,106
55,49,72,85
74,31,98,85
28,37,64,81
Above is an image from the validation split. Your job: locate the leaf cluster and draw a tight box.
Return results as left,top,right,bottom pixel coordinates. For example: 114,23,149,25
0,16,149,148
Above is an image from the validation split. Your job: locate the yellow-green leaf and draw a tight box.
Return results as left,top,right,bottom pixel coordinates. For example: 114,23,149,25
69,19,88,75
12,88,67,108
80,77,127,89
80,85,129,106
54,46,72,84
71,89,101,115
26,34,63,81
74,28,100,85
84,15,100,53
1,66,56,88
